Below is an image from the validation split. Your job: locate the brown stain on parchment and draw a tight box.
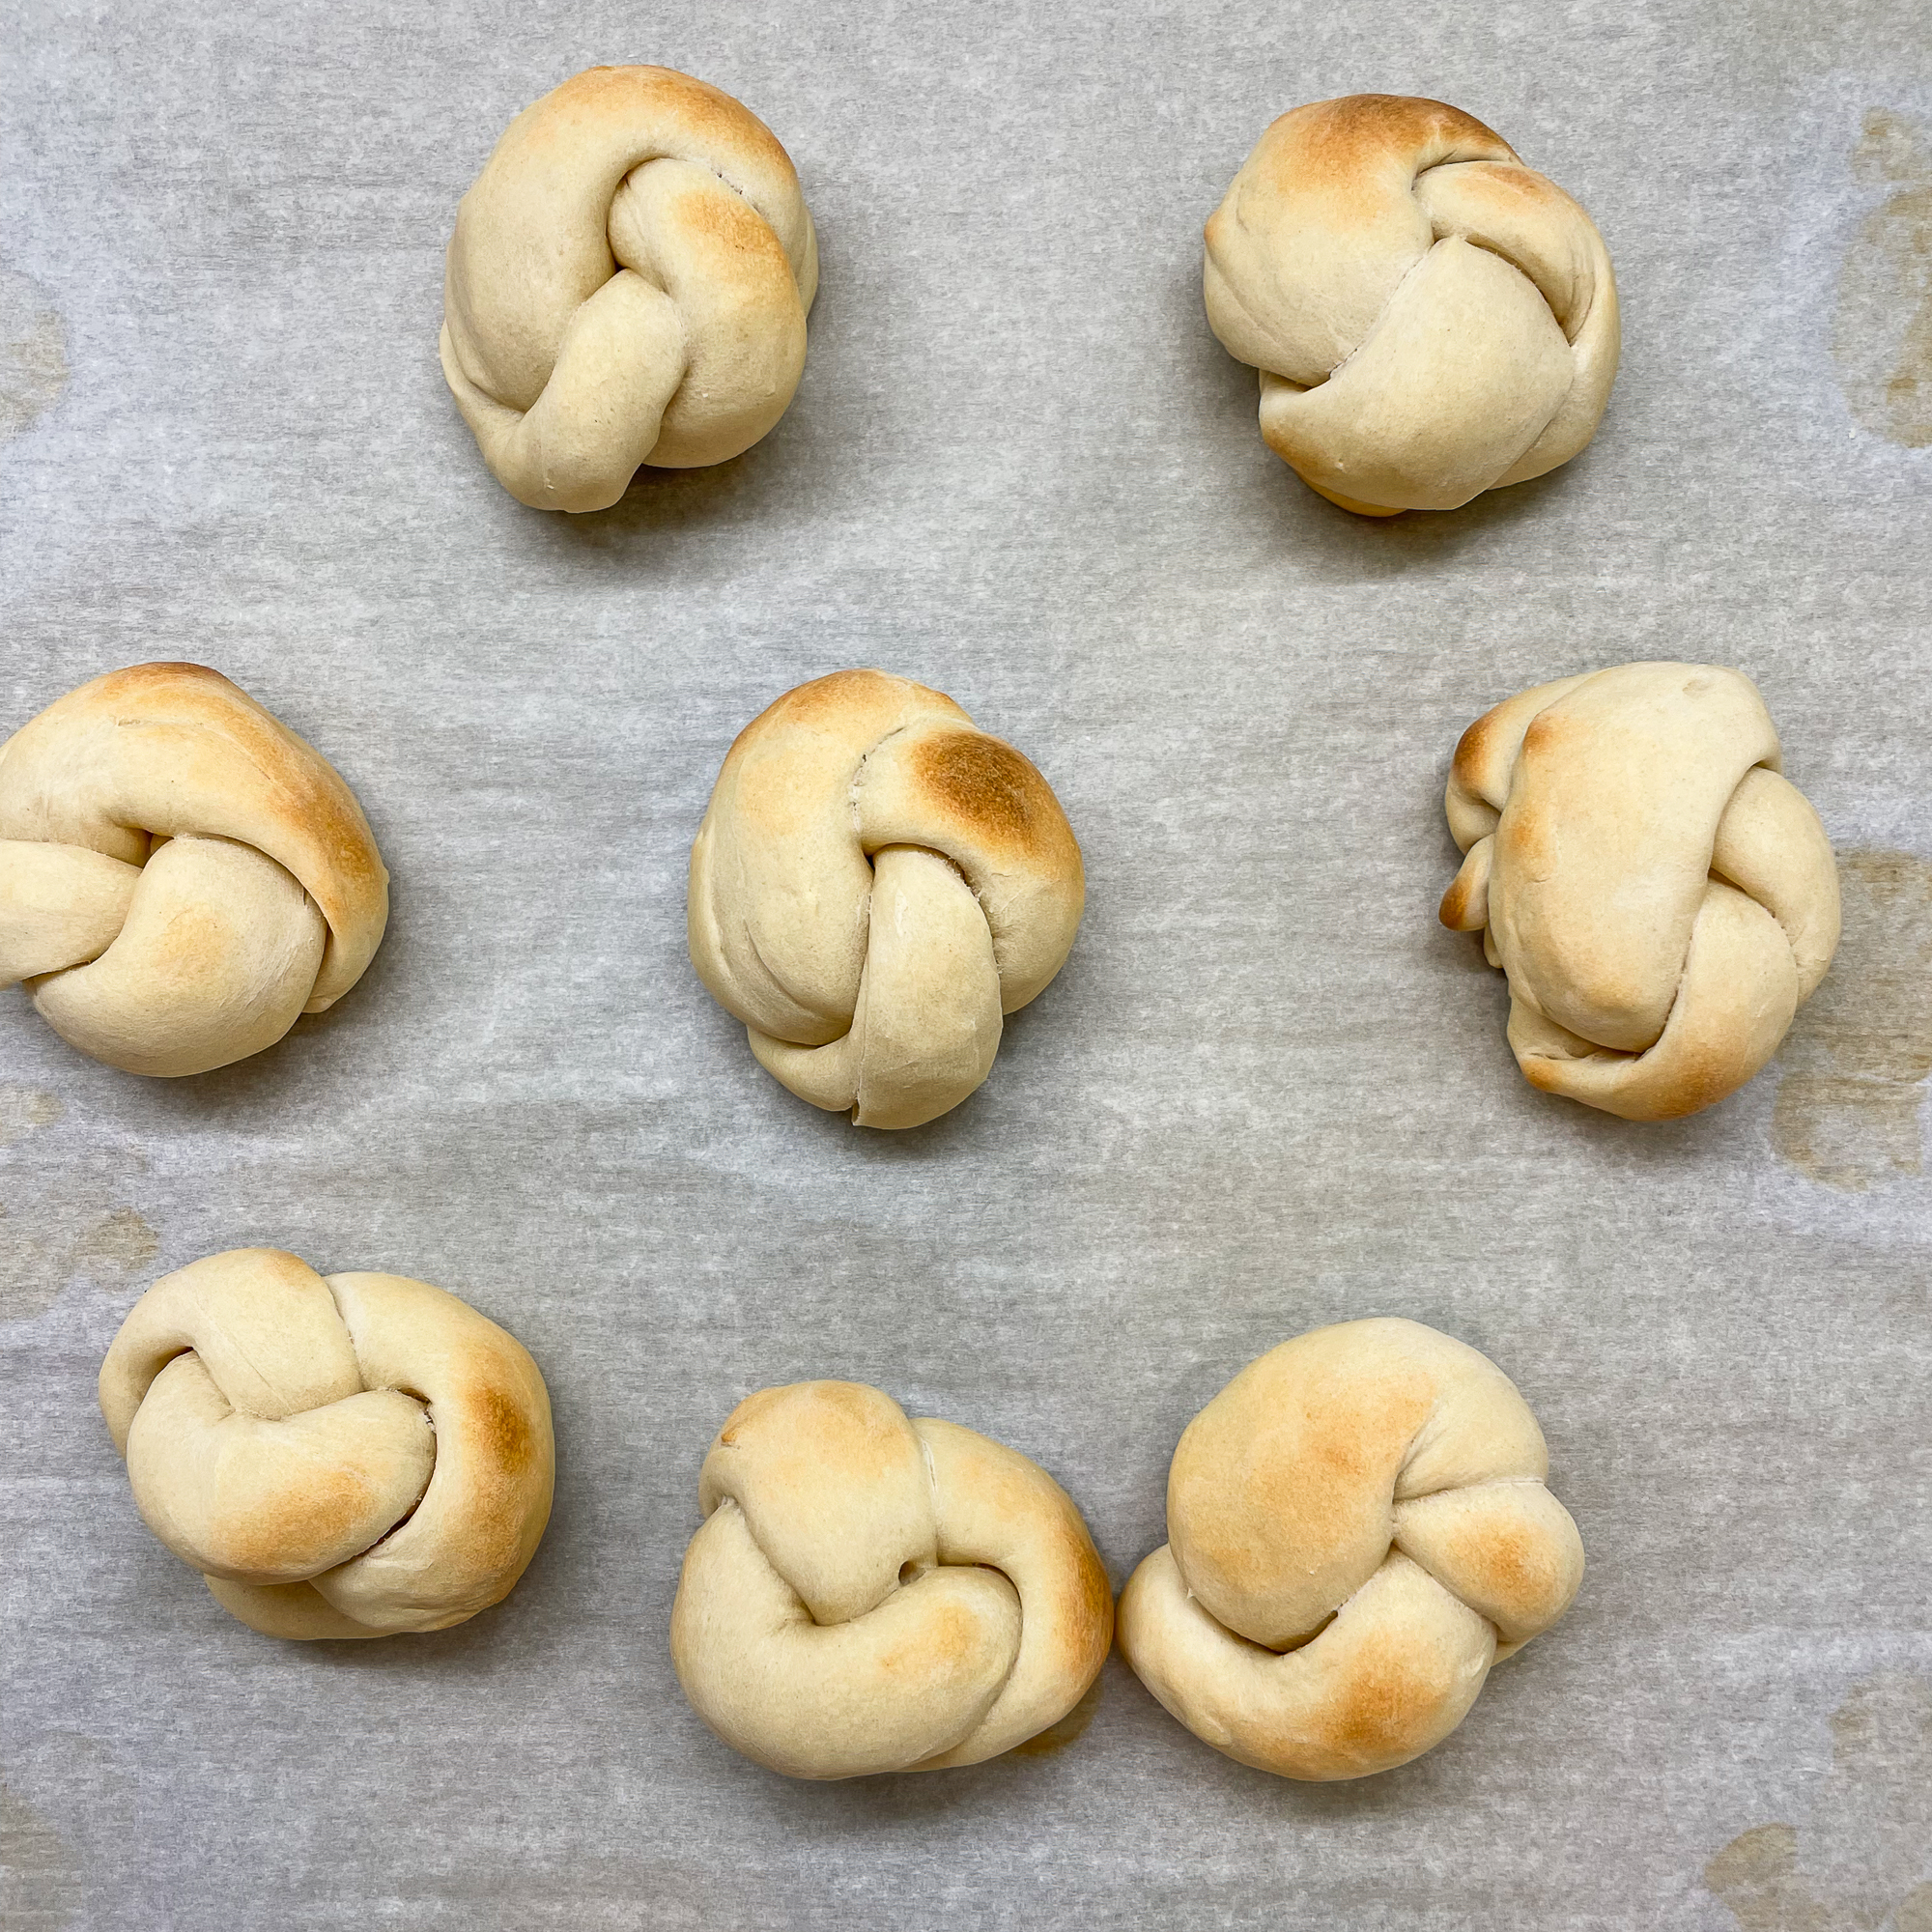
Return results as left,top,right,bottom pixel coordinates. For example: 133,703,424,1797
1833,111,1932,448
1772,851,1932,1190
1009,1669,1104,1757
1707,1672,1932,1930
1897,1887,1932,1932
0,267,68,443
0,1206,158,1322
0,1778,81,1930
0,1084,63,1147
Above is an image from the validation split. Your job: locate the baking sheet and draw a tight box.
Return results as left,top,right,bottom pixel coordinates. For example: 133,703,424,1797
3,1,1929,1925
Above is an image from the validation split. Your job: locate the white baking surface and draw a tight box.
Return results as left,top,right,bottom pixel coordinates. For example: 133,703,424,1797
2,2,1929,1926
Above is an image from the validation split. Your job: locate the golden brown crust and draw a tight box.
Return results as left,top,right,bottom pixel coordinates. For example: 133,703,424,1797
541,65,798,183
1293,1624,1455,1761
0,662,387,1030
1205,94,1617,515
98,1251,553,1640
2,663,385,945
1118,1320,1582,1780
1264,94,1517,193
1451,701,1514,801
733,668,961,749
907,730,1078,867
688,669,1083,1127
1436,862,1484,932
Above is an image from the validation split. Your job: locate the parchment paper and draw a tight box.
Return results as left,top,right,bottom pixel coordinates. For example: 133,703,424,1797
2,1,1928,1925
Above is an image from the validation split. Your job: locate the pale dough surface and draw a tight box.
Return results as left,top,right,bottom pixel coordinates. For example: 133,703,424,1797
1439,662,1841,1120
441,65,818,513
672,1380,1112,1777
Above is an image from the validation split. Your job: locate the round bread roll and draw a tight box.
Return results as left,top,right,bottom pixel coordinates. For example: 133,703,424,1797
0,663,388,1076
671,1380,1113,1778
99,1248,554,1639
1118,1319,1583,1781
1440,662,1840,1121
688,670,1085,1128
441,65,819,513
1205,94,1619,515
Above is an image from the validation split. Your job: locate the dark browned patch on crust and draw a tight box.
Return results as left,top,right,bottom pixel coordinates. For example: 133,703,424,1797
1438,856,1484,932
772,669,920,726
717,672,970,781
102,661,229,691
1274,95,1518,194
1323,94,1512,153
471,1381,535,1477
1450,700,1514,798
716,1381,910,1485
1176,1370,1430,1615
914,733,1062,853
715,1379,821,1446
669,183,791,268
1519,709,1572,757
724,671,891,767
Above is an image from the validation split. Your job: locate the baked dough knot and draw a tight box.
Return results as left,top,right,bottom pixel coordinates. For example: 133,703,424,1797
1206,95,1619,514
1440,662,1841,1121
688,670,1085,1128
1118,1319,1584,1780
671,1381,1114,1778
99,1248,554,1639
440,65,819,514
0,663,388,1076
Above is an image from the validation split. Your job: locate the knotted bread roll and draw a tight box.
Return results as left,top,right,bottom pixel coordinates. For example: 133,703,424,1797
441,65,819,513
1205,95,1619,515
688,671,1085,1128
99,1248,554,1639
0,663,388,1076
1440,662,1840,1120
671,1380,1113,1777
1118,1319,1583,1780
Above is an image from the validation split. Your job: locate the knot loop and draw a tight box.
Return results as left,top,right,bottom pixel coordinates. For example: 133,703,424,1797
1118,1319,1583,1780
99,1248,554,1639
671,1381,1112,1777
1440,662,1841,1119
0,663,387,1076
1206,94,1619,514
689,670,1085,1127
441,65,818,513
